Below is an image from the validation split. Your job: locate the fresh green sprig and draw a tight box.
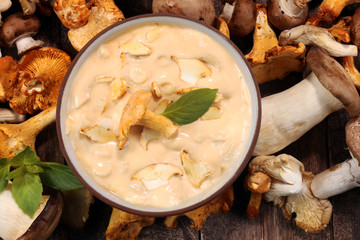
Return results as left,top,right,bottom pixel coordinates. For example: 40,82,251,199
162,88,218,125
0,146,83,218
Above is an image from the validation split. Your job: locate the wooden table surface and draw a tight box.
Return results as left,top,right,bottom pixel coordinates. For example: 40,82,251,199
3,0,360,239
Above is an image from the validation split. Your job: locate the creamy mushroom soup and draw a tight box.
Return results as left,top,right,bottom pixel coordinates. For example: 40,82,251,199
66,23,252,208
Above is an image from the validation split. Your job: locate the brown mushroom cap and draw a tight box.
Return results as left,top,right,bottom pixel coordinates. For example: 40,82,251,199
268,0,309,30
8,47,71,114
227,0,256,37
350,7,360,48
345,114,360,162
18,191,64,240
152,0,216,26
306,46,360,117
0,13,41,47
0,56,18,102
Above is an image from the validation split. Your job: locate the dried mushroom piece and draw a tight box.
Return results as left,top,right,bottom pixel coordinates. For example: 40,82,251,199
164,186,234,230
0,56,18,102
151,81,162,98
110,78,129,100
245,5,306,84
172,56,212,85
120,40,152,56
68,0,125,51
145,27,162,42
118,90,179,150
80,124,118,143
9,47,71,115
180,150,212,188
53,0,93,29
131,163,183,190
106,208,155,240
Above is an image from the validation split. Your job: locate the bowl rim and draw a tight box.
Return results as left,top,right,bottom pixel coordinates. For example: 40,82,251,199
56,13,261,217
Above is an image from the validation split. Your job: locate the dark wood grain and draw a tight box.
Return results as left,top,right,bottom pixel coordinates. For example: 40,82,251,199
3,0,360,240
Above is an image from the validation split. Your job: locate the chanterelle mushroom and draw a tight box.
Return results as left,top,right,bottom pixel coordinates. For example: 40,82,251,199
350,7,360,48
0,0,11,27
267,0,309,30
254,46,360,156
0,13,44,55
9,47,71,114
311,115,360,199
247,154,333,233
0,56,18,103
245,4,306,84
67,0,124,51
53,0,93,29
279,24,358,57
0,183,64,240
118,90,179,149
219,0,256,37
152,0,216,26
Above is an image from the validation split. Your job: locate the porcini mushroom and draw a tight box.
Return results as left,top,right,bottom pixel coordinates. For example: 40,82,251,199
254,46,360,156
307,0,360,27
279,24,358,57
245,4,306,84
0,13,44,55
0,105,56,159
164,186,233,230
105,208,155,240
53,0,93,29
219,0,256,37
350,7,360,48
118,90,179,150
246,154,333,233
267,0,309,30
67,0,124,51
152,0,216,26
311,115,360,199
0,0,11,27
0,183,64,240
9,47,71,114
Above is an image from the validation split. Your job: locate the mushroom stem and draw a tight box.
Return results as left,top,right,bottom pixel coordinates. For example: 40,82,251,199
0,108,26,123
139,110,179,138
219,2,234,22
0,105,56,159
311,157,360,199
15,36,44,55
254,72,342,155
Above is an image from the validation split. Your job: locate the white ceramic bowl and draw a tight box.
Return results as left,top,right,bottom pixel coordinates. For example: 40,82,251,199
57,14,261,217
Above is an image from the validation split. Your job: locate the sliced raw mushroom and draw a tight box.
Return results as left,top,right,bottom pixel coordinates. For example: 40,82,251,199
254,46,360,155
145,27,162,42
110,78,129,100
120,40,152,56
307,0,360,27
0,183,64,240
279,24,358,57
61,188,94,229
219,0,256,37
106,208,155,240
245,5,306,84
267,0,309,30
172,56,212,85
0,0,11,27
247,154,332,233
53,0,93,29
0,105,56,159
152,0,216,26
80,124,118,143
200,106,222,120
0,13,44,55
164,186,233,230
10,47,71,114
0,56,18,103
68,0,125,51
96,75,114,83
0,108,26,123
131,163,183,190
350,7,360,48
118,90,179,150
341,56,360,89
180,150,212,188
151,81,162,98
311,115,360,199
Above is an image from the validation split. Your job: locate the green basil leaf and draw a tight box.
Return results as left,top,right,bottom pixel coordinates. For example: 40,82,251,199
5,166,25,180
26,165,44,174
12,172,43,218
161,88,218,125
38,162,83,190
9,146,40,166
0,158,10,193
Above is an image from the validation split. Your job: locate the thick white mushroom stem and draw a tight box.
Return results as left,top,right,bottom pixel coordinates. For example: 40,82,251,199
311,157,360,199
219,2,234,22
253,72,343,156
15,36,44,55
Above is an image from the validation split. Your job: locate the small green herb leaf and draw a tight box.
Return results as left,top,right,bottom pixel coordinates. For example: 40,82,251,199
0,158,10,193
26,165,44,174
38,162,83,190
9,146,40,166
12,172,43,218
5,166,25,180
161,88,218,125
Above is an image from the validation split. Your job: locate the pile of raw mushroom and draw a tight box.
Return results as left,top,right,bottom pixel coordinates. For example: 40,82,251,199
1,0,360,238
